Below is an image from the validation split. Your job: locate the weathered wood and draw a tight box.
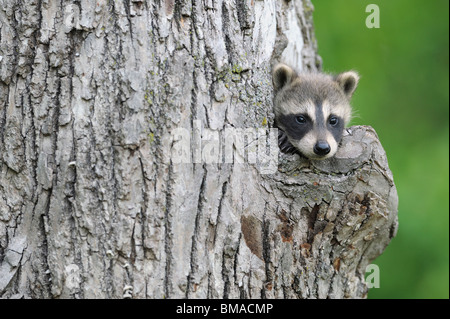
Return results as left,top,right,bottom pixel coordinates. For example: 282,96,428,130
0,0,397,299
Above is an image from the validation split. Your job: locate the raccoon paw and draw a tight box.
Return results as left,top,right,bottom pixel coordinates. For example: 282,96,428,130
278,129,298,155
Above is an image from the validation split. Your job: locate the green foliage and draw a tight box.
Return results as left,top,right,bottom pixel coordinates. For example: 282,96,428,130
312,0,449,298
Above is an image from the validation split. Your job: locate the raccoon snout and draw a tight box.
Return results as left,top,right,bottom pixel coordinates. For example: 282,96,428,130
313,141,331,156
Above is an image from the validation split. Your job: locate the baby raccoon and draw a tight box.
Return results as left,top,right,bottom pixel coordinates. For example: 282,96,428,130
272,63,359,160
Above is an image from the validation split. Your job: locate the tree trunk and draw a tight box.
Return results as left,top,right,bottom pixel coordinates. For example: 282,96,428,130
0,0,397,299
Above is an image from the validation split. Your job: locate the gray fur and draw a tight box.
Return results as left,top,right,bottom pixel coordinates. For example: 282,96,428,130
272,63,359,159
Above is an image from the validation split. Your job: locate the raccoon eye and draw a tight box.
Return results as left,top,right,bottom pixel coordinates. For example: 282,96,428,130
295,115,306,125
329,116,339,126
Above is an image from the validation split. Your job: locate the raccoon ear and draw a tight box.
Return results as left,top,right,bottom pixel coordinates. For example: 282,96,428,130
273,63,297,92
335,71,359,98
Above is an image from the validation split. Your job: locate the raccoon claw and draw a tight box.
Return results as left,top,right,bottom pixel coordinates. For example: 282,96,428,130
278,129,298,155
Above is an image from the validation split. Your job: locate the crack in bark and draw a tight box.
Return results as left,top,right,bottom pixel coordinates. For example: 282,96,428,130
163,160,174,298
221,1,234,65
186,165,207,298
212,179,229,247
261,204,273,299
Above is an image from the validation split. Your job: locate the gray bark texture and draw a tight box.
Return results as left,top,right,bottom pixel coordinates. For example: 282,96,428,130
0,0,398,299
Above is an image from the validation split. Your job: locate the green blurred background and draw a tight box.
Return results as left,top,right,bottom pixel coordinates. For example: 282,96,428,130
312,0,449,298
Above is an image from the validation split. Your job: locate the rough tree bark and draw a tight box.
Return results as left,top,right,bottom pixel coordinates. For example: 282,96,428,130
0,0,398,299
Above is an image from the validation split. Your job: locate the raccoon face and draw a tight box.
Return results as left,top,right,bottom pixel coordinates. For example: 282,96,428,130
272,63,359,160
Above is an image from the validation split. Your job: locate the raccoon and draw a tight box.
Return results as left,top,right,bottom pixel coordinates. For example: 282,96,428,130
272,63,359,160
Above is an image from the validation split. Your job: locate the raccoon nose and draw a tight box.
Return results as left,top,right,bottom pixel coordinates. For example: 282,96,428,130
314,141,331,156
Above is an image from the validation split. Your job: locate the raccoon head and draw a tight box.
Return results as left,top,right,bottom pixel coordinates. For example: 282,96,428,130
272,63,359,160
